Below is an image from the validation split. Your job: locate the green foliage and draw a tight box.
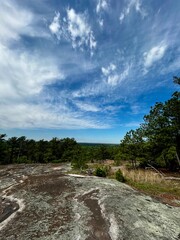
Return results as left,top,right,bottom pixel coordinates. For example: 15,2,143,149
71,158,88,170
119,76,180,171
164,146,178,171
94,165,112,177
51,159,62,163
0,135,81,165
71,146,88,170
0,134,9,164
137,157,149,168
173,76,180,85
115,169,125,182
94,167,107,177
114,152,123,165
15,156,30,164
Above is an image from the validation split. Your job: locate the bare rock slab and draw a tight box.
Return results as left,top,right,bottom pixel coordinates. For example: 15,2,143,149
0,164,179,240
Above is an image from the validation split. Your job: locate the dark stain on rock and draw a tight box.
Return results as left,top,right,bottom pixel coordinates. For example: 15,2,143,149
0,198,19,223
79,190,111,240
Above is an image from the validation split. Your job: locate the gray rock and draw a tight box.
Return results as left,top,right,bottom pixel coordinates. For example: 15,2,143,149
0,164,179,240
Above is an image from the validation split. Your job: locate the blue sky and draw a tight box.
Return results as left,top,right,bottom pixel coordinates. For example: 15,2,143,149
0,0,180,143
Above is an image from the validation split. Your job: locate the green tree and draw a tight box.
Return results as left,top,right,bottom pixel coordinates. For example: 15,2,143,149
0,134,9,164
120,77,180,170
173,76,180,85
7,137,19,163
120,128,146,167
142,91,180,169
115,169,125,182
71,145,87,170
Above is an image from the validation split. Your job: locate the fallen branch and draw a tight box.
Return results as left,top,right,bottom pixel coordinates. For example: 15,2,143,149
147,164,165,178
164,177,180,181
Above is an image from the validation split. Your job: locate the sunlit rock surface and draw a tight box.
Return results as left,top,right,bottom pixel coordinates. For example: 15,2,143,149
0,164,179,240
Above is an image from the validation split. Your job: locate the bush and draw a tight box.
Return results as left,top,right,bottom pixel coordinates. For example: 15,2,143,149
115,169,125,182
71,158,88,170
14,156,31,164
95,167,107,177
52,159,62,163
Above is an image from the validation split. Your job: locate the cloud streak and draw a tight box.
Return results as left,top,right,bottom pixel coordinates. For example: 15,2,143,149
0,43,62,100
119,0,147,23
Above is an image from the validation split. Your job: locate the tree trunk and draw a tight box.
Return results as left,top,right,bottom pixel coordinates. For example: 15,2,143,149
176,151,180,167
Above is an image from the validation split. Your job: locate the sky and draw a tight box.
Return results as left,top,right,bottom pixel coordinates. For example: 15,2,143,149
0,0,180,143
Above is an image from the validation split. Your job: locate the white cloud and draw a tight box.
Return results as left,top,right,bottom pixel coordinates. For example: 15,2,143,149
49,12,60,36
0,42,108,130
89,32,97,55
96,0,108,28
67,8,97,53
67,8,88,42
0,0,48,44
0,42,109,129
107,74,119,86
75,102,100,112
98,18,104,27
0,43,62,100
119,13,125,23
102,63,130,86
0,103,107,129
119,0,147,24
49,9,97,55
96,0,108,13
0,1,32,43
144,42,167,68
102,63,116,76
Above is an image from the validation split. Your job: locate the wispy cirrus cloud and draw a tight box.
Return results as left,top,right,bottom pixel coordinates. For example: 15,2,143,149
119,0,147,23
0,0,32,43
0,103,108,129
96,0,109,28
101,63,130,86
0,0,49,45
0,43,62,100
96,0,108,13
75,102,101,112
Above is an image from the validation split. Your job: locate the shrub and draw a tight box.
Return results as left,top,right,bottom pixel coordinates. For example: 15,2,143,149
95,167,106,177
52,159,62,163
115,169,125,182
71,158,88,170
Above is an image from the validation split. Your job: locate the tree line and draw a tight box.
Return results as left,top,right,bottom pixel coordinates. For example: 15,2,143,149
0,135,117,165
